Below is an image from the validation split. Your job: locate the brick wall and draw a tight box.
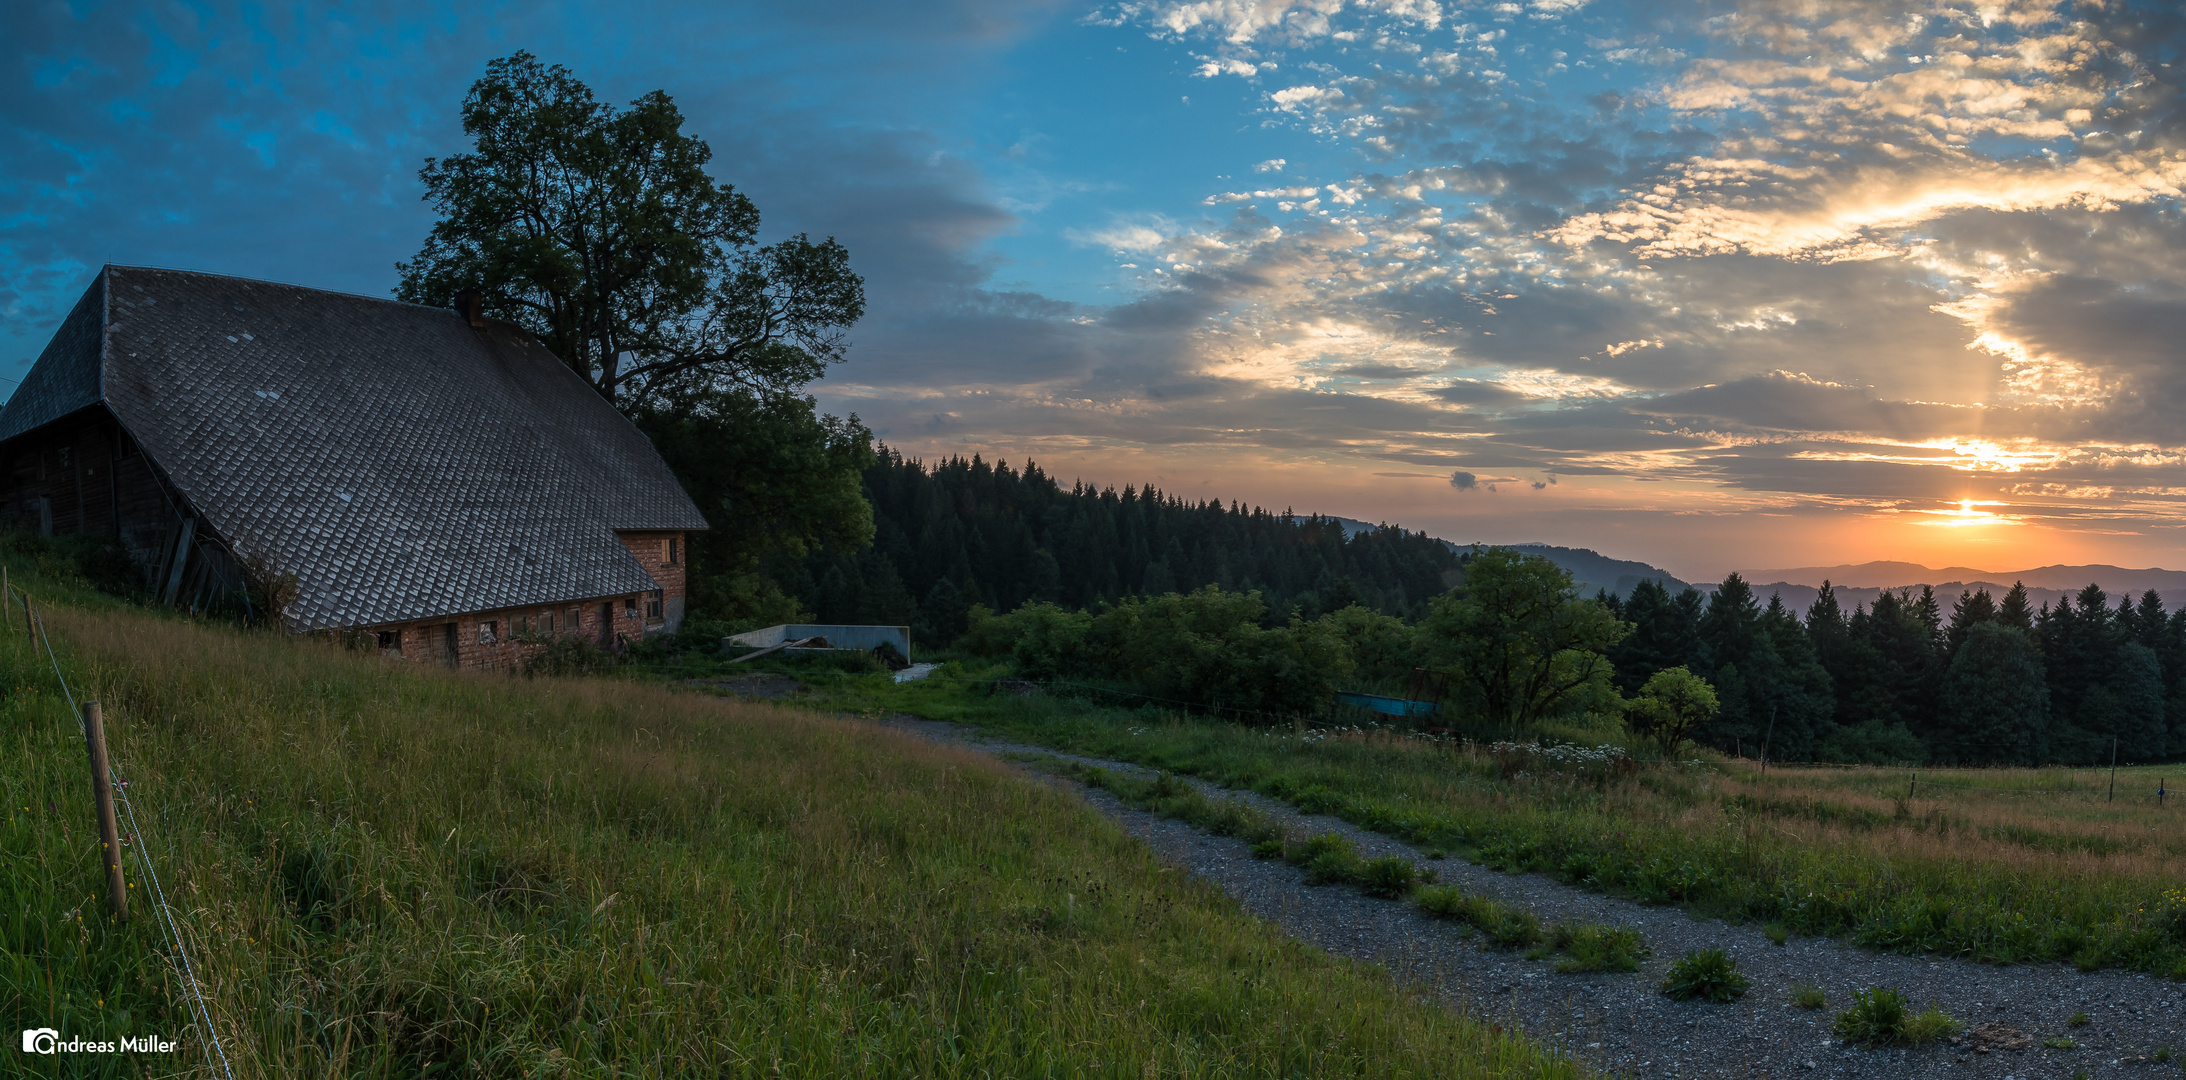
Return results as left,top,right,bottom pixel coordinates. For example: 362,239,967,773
617,530,688,633
369,584,666,672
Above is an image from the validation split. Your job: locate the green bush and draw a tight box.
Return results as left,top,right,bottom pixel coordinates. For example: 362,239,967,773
1409,887,1542,946
1295,833,1364,886
1791,982,1827,1009
518,633,618,676
1832,986,1958,1045
1661,948,1750,1002
1904,1006,1963,1046
1545,924,1647,974
1414,885,1478,921
1359,855,1420,898
1486,905,1545,948
965,586,1360,720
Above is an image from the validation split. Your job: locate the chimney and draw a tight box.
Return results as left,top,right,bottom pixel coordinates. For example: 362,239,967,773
452,289,487,329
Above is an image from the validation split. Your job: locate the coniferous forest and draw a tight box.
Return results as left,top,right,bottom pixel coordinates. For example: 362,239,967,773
1602,575,2184,767
773,448,1464,643
747,448,2183,768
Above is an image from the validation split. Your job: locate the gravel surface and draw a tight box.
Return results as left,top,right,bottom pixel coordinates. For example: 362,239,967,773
880,715,2186,1080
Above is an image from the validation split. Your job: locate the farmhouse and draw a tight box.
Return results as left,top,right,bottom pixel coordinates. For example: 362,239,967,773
0,265,707,670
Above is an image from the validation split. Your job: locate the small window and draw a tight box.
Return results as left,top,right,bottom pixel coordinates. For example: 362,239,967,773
568,606,583,630
542,609,556,633
624,595,639,617
377,629,400,651
662,536,680,566
478,620,498,644
646,589,664,620
57,447,70,469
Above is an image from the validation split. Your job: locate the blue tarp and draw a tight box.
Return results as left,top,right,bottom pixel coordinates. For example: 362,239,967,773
1333,691,1439,717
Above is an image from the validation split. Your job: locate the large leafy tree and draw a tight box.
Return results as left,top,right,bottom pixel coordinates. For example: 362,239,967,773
396,52,864,409
1421,548,1628,729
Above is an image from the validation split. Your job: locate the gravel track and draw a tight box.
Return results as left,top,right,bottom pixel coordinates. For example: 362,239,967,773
880,715,2186,1080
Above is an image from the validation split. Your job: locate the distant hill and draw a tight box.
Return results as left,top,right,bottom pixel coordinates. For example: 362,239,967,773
1505,542,1693,599
1737,562,2186,618
1329,520,1690,599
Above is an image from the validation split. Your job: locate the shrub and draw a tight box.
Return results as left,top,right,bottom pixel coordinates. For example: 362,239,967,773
1414,885,1477,921
1547,924,1646,974
1903,1005,1962,1046
519,633,618,676
1359,856,1419,898
1484,904,1544,948
1661,948,1750,1002
2067,1010,2090,1027
1791,982,1827,1009
1833,986,1918,1045
1250,838,1286,859
1293,833,1363,886
1763,923,1789,946
2042,1036,2076,1050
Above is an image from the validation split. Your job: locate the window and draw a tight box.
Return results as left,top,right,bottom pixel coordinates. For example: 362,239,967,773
568,606,583,631
646,589,664,620
663,536,680,566
542,609,556,633
624,595,639,617
57,447,70,469
377,629,400,651
478,620,498,644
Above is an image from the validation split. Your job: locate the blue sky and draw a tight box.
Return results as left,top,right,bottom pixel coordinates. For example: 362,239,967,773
6,0,2186,577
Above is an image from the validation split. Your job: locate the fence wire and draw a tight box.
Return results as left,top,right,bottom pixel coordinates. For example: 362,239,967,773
16,587,234,1080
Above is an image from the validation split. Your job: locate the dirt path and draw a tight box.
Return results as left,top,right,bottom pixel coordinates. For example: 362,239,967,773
880,715,2185,1080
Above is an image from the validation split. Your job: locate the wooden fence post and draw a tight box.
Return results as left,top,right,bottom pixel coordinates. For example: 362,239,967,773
82,702,128,922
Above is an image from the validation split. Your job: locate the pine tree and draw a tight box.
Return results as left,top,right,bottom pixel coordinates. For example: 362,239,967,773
1937,622,2049,765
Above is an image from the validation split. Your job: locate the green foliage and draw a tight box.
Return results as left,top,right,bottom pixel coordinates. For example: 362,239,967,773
1295,833,1366,886
0,528,143,602
1832,987,1958,1046
639,390,875,626
1660,949,1750,1002
396,52,864,409
1791,982,1827,1009
2043,1035,2077,1050
515,631,618,676
1936,622,2050,765
1543,924,1647,974
1358,855,1420,898
1420,548,1628,731
1625,666,1718,754
1763,922,1789,946
1904,1005,1964,1046
1412,887,1545,947
962,586,1354,719
2067,1010,2090,1027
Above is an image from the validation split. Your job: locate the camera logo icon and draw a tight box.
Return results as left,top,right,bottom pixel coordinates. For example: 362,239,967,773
21,1028,60,1054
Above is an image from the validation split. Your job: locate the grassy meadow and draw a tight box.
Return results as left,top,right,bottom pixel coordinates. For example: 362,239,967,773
1,571,1585,1078
790,664,2186,978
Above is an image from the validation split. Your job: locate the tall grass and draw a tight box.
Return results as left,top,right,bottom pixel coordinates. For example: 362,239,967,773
810,671,2186,977
2,586,1584,1078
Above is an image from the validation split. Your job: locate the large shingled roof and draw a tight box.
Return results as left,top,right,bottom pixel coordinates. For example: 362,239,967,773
0,266,707,630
